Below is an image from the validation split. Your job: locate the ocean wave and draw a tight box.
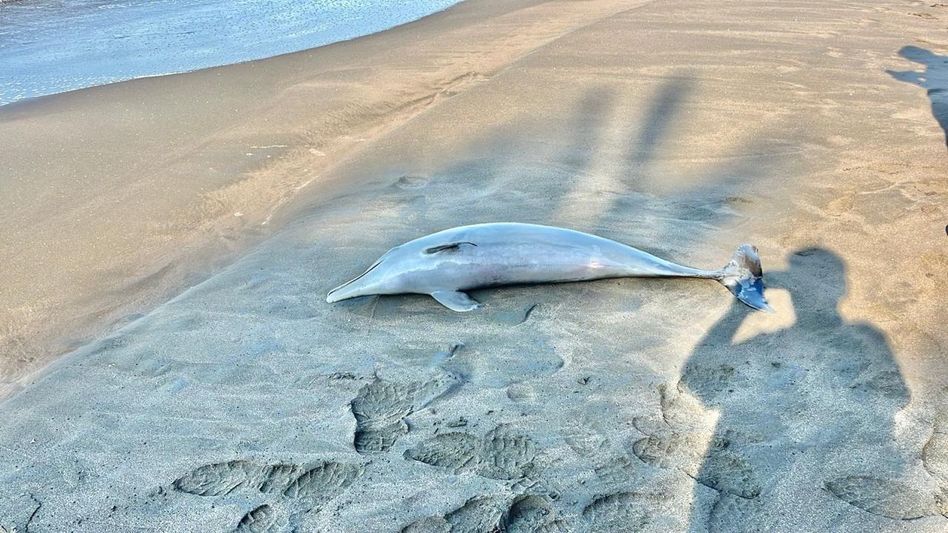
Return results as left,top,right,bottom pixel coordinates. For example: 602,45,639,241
0,0,460,105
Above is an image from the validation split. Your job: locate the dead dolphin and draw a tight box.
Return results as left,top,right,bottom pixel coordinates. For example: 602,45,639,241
327,223,770,312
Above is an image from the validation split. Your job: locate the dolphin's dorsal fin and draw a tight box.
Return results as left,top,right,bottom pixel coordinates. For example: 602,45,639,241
424,241,477,254
430,290,480,312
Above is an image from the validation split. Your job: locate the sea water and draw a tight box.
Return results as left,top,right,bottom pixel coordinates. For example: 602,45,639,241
0,0,460,105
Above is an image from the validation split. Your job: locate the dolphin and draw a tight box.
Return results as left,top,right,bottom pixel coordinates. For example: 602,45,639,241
326,223,770,312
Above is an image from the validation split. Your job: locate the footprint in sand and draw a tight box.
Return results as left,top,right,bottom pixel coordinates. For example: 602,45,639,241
592,455,639,487
581,492,654,532
405,424,537,481
235,503,282,533
500,495,566,533
172,459,363,530
350,370,461,453
580,488,690,532
401,493,565,533
824,475,948,520
631,423,762,500
630,384,762,500
823,415,948,519
706,493,765,532
402,496,506,533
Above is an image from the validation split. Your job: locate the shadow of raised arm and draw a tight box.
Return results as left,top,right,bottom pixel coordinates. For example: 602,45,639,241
886,69,924,87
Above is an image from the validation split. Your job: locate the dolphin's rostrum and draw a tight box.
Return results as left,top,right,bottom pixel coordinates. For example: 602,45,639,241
327,223,770,312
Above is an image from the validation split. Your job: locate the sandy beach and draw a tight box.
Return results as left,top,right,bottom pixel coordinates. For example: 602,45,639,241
1,0,947,530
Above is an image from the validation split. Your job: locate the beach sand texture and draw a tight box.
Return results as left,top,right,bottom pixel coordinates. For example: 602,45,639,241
1,0,947,531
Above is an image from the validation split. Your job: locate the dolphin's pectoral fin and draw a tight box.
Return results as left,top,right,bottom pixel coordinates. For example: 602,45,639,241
430,290,481,312
424,241,477,254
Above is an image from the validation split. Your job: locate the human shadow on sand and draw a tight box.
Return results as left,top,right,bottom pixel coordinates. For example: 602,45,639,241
888,45,948,148
679,248,929,530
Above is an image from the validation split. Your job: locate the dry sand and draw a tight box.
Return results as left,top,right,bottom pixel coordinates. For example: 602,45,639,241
1,0,947,531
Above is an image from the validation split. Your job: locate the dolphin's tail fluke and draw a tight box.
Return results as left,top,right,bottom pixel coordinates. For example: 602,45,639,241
719,244,772,312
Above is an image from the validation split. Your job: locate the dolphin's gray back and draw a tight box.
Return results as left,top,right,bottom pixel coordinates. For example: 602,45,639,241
388,223,711,293
327,223,769,312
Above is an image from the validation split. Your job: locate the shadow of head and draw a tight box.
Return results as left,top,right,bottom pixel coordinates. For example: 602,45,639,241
886,46,946,87
775,247,846,320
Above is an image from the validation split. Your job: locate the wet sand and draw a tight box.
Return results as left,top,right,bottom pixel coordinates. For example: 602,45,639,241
1,0,947,531
0,0,634,395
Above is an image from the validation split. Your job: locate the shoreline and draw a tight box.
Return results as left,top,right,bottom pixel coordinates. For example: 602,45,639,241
0,0,462,106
